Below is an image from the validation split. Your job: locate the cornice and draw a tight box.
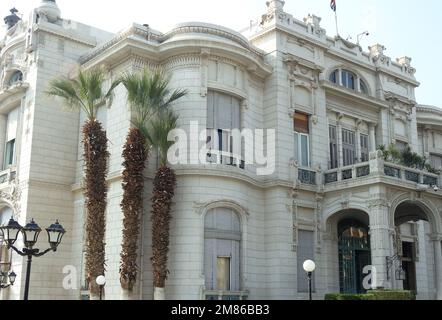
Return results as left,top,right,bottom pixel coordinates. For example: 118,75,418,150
160,22,266,59
322,81,389,110
34,23,97,47
417,105,442,117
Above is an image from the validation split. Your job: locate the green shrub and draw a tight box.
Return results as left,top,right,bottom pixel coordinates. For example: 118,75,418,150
324,293,375,300
325,290,415,301
367,290,416,300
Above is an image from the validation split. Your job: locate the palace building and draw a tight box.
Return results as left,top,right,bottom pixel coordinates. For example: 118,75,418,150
0,0,441,300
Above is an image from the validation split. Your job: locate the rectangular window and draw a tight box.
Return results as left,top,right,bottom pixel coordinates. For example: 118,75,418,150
395,141,408,151
206,91,241,166
294,112,310,167
360,134,369,162
329,125,338,169
342,129,356,166
216,257,231,291
430,154,442,170
3,139,15,169
297,230,315,293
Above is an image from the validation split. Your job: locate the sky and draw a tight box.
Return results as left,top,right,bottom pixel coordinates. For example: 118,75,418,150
1,0,441,107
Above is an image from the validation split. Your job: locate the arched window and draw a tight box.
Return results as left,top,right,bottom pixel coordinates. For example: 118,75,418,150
341,70,355,90
329,70,338,84
360,80,368,95
204,208,241,298
7,70,23,86
329,69,369,95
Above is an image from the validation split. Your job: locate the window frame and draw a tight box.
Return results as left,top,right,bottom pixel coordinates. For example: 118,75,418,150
3,138,16,170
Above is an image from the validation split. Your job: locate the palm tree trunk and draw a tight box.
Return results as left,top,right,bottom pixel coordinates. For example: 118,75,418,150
120,128,148,297
83,120,109,300
151,165,177,300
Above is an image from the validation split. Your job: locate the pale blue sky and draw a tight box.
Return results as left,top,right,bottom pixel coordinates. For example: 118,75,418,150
1,0,441,107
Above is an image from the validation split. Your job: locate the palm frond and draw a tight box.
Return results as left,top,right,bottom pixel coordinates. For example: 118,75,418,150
148,110,179,166
46,68,120,121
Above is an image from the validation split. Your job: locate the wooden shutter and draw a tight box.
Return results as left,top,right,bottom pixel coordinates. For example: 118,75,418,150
342,129,356,166
297,230,315,293
329,126,338,169
360,134,369,162
204,239,217,290
207,91,215,129
294,112,309,134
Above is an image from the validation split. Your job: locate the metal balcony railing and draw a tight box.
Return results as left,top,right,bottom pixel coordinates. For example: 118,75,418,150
321,151,441,190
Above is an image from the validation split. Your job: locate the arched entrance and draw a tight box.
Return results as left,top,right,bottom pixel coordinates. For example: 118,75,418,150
338,219,371,293
393,201,433,294
327,209,371,294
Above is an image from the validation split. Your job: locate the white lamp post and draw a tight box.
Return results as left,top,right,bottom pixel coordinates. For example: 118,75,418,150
96,275,106,300
303,260,316,300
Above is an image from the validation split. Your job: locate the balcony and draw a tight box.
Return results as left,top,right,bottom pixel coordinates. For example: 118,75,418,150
321,151,441,191
0,167,17,187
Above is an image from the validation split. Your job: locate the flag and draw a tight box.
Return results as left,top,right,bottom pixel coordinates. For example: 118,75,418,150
330,0,337,12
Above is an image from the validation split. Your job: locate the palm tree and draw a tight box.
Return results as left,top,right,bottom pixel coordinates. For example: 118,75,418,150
46,68,120,300
119,70,186,299
147,109,181,300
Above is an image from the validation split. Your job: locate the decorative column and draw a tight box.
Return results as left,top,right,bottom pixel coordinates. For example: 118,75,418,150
369,123,376,152
0,114,6,170
368,191,392,289
432,236,442,300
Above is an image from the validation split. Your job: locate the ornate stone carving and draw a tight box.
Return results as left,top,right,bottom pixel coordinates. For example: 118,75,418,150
0,181,21,218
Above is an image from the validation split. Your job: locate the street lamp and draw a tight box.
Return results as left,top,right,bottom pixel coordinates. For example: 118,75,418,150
303,260,316,301
96,275,106,300
0,270,16,289
0,218,66,300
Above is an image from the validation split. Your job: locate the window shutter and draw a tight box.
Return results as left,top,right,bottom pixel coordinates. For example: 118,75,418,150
329,126,338,169
217,93,232,130
360,134,369,162
342,129,356,166
207,91,215,129
294,112,309,134
6,107,19,141
297,230,315,293
204,239,216,290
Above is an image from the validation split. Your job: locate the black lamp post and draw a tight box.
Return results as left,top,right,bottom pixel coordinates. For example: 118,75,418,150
0,218,66,300
303,260,316,301
0,270,16,289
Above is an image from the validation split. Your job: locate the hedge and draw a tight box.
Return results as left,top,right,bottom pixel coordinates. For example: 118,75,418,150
325,290,415,301
367,290,416,300
325,293,375,300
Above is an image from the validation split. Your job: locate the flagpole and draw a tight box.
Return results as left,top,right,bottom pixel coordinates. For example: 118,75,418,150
334,10,339,36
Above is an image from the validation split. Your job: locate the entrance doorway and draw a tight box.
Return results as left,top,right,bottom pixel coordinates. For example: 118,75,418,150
338,219,371,294
401,241,417,293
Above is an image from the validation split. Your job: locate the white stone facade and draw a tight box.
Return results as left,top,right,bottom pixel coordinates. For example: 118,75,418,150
0,0,441,300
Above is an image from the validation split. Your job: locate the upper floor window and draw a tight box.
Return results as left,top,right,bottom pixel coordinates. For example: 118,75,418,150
7,70,23,87
206,90,242,167
2,107,19,170
3,139,15,169
342,129,356,166
329,69,369,95
204,208,241,299
294,112,310,167
430,154,442,170
341,70,355,90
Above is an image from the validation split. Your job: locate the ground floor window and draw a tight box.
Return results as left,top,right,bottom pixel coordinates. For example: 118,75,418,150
204,208,241,300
